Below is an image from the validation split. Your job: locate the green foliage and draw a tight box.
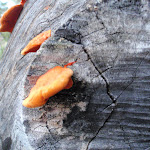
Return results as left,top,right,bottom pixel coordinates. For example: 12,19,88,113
0,2,9,59
0,33,10,58
0,42,7,58
0,1,11,43
12,0,20,4
0,2,8,16
0,34,8,58
1,32,10,41
0,1,19,59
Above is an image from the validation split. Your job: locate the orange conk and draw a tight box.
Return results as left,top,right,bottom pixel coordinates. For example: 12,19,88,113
21,30,51,55
20,0,27,6
0,0,27,32
23,66,73,108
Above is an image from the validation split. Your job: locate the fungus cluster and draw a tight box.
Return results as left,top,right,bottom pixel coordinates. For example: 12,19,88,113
0,0,75,109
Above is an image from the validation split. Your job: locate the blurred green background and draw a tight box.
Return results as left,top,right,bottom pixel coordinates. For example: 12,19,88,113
0,0,20,58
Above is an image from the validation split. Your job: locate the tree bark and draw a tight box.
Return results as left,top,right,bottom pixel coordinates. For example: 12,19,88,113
0,0,150,149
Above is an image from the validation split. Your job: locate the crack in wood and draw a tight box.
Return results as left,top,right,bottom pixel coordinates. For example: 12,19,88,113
84,51,150,150
81,46,117,150
82,28,105,38
35,142,47,150
85,51,150,150
82,46,115,103
101,101,116,112
52,29,117,149
45,120,59,149
33,125,46,131
85,105,115,150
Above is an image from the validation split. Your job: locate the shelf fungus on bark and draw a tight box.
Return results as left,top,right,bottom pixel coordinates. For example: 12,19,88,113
21,30,51,55
0,0,27,33
23,62,76,108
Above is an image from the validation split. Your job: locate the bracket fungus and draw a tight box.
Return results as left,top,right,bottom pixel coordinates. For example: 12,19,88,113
23,62,76,108
21,30,51,55
0,0,26,33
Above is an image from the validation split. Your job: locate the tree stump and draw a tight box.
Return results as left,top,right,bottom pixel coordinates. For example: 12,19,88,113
0,0,150,149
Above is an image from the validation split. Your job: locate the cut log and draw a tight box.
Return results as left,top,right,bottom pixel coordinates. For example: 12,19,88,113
0,0,150,149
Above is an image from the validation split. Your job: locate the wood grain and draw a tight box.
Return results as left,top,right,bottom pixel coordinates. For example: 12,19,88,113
0,0,150,149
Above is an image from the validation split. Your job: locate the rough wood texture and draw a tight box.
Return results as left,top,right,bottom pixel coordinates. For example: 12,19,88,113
0,0,150,149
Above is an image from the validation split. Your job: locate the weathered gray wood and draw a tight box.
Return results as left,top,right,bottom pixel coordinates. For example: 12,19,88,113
0,0,150,150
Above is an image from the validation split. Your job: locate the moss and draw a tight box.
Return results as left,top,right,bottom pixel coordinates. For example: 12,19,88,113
0,32,10,58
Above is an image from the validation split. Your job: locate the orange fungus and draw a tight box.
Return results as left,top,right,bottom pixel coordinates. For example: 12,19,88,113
23,63,75,108
0,0,27,33
21,30,51,55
